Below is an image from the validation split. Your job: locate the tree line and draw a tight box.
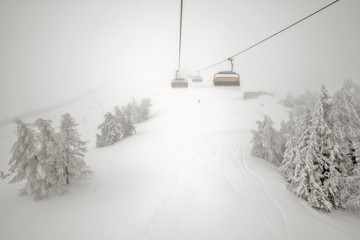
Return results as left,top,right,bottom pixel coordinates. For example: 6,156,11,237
2,98,152,200
96,98,152,147
251,80,360,211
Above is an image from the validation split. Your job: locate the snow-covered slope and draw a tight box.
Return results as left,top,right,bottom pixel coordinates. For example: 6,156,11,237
1,84,359,240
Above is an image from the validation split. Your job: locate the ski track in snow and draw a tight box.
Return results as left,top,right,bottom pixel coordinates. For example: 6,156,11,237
1,86,360,240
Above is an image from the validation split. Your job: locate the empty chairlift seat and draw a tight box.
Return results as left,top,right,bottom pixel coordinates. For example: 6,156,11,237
171,78,188,88
213,71,240,86
191,75,203,82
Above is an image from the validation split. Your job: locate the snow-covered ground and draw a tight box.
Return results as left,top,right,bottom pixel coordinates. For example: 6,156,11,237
1,83,359,240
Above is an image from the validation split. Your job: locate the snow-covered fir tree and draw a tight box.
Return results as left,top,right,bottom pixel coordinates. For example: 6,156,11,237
96,111,122,148
286,109,312,190
251,115,282,166
57,113,88,191
279,137,298,184
332,79,360,168
138,98,152,122
251,120,266,160
316,86,345,207
9,119,58,200
116,106,136,138
292,142,333,211
295,109,313,150
278,112,296,154
288,146,304,190
8,119,39,187
129,99,142,123
32,119,60,199
341,162,360,209
292,86,344,210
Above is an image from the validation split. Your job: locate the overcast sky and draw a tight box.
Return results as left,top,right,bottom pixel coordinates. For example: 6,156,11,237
1,0,359,119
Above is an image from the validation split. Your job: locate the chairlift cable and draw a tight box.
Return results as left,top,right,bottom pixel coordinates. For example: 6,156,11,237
198,0,340,72
171,0,188,88
178,0,184,72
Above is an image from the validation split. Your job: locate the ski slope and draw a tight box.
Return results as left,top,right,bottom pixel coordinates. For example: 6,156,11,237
0,84,359,240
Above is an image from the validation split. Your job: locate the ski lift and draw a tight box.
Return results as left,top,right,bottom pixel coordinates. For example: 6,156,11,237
213,58,240,86
172,71,188,88
191,72,203,82
171,0,188,89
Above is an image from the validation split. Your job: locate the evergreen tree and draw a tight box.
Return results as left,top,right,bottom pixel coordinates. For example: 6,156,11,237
293,86,344,210
32,119,60,199
138,98,152,122
251,119,266,159
295,108,312,144
57,113,88,190
288,146,304,190
251,115,282,165
8,119,39,186
116,106,136,138
341,163,360,209
293,142,333,211
279,137,298,183
96,112,121,147
9,119,58,200
332,79,360,169
288,109,312,190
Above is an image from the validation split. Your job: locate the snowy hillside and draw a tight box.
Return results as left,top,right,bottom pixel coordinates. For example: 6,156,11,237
1,85,359,240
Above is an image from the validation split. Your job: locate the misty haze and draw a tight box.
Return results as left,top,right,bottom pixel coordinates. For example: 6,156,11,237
1,0,360,240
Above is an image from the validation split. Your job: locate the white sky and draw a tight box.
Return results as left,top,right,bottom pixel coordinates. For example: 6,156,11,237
1,0,359,119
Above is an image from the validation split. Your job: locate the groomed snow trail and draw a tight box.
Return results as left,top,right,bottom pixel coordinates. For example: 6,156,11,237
1,86,359,240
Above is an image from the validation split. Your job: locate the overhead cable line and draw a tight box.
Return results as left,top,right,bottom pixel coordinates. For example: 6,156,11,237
198,0,340,72
178,0,184,72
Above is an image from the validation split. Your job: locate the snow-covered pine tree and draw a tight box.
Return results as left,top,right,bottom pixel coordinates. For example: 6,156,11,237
251,115,282,165
278,112,297,155
138,98,152,122
279,137,298,184
288,108,312,190
32,119,60,199
251,119,266,159
288,146,303,190
8,119,39,187
296,86,344,210
296,108,312,151
315,86,345,208
96,111,121,147
57,113,88,190
116,106,136,138
331,79,360,168
331,80,360,208
341,162,360,209
292,142,333,211
127,99,140,123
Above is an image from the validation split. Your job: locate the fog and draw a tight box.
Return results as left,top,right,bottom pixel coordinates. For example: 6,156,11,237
1,0,360,120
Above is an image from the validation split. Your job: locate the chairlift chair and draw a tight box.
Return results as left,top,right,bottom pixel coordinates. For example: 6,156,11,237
191,73,203,82
172,71,188,88
213,58,240,86
171,78,188,88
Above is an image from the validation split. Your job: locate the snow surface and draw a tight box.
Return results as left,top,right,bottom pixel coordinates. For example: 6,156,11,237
1,84,359,240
